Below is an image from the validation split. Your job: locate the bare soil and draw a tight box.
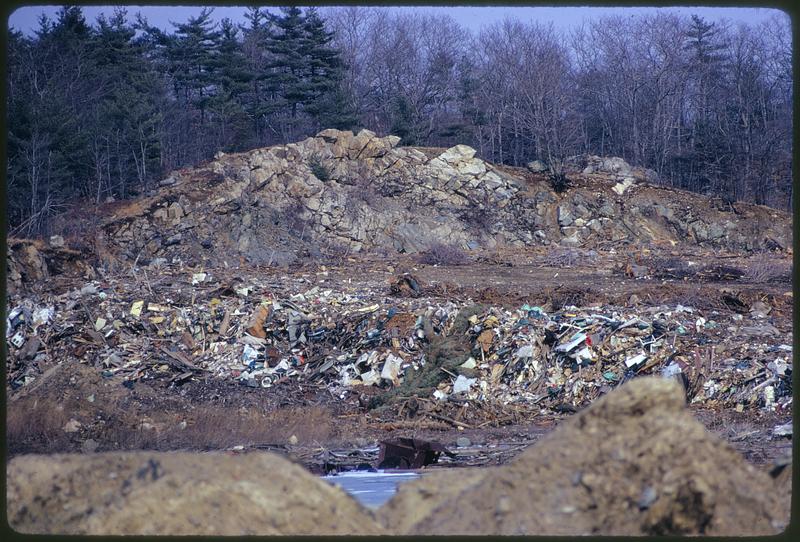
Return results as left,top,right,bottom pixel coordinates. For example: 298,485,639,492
6,451,383,535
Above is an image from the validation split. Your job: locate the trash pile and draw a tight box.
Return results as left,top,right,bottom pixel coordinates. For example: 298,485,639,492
5,262,792,415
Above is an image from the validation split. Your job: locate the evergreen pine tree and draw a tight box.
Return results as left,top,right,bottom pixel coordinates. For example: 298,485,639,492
264,6,307,120
301,7,356,129
208,18,253,150
166,7,222,125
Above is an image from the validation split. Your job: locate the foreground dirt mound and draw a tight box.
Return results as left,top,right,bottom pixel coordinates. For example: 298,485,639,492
387,378,787,535
377,467,489,533
7,451,384,535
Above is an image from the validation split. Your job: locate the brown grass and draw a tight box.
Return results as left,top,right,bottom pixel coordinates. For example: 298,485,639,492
418,243,469,266
6,395,74,454
7,396,338,456
101,404,340,451
168,405,336,449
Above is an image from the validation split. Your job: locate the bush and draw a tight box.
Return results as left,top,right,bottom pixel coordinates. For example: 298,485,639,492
745,254,791,283
418,242,469,266
308,153,330,182
549,171,570,193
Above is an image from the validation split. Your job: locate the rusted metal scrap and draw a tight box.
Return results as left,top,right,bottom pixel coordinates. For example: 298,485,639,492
389,273,422,298
377,437,454,469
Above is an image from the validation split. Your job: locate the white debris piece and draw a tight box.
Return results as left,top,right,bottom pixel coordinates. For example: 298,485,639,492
453,375,476,394
380,353,403,385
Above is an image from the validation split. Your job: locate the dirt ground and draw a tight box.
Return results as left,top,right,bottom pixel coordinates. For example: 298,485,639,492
7,450,383,535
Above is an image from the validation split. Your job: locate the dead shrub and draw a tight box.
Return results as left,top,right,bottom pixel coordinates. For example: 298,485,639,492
746,255,791,283
418,243,469,266
346,179,383,211
321,241,352,266
541,247,597,267
549,171,570,193
6,396,74,455
544,285,592,311
649,257,694,279
461,206,494,231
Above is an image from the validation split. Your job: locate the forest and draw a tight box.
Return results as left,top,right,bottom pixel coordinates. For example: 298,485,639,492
6,6,793,236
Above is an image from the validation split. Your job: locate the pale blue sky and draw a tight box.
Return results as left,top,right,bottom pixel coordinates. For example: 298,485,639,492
8,4,789,35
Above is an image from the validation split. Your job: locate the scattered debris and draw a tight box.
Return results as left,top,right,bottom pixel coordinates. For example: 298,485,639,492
5,255,791,418
377,438,454,469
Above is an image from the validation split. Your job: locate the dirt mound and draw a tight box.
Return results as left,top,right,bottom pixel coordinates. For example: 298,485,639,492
772,463,792,522
7,451,384,535
385,377,787,535
377,467,488,533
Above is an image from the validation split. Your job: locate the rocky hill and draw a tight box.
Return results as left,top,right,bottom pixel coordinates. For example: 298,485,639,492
89,129,790,268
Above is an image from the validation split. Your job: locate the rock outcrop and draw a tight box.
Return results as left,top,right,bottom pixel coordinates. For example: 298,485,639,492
76,129,792,265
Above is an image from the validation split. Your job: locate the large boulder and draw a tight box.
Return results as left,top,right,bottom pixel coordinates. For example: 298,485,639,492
438,144,477,164
526,160,548,173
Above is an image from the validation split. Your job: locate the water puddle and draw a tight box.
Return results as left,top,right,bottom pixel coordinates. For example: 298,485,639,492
323,470,422,508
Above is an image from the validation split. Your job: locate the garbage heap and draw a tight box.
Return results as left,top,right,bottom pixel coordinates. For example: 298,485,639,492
6,263,791,415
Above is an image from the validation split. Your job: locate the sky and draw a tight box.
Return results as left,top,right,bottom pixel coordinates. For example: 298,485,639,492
7,4,789,35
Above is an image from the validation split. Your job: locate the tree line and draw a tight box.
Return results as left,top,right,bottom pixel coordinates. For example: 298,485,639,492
6,6,792,236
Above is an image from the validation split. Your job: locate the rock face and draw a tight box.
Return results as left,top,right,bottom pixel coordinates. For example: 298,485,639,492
7,238,96,295
385,377,787,536
7,451,384,535
93,129,791,265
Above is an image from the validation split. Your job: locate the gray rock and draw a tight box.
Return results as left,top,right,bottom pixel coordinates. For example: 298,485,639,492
689,221,709,242
601,156,632,177
527,160,548,173
438,144,477,164
81,439,99,454
557,206,574,227
707,222,726,240
456,437,471,448
560,229,581,247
